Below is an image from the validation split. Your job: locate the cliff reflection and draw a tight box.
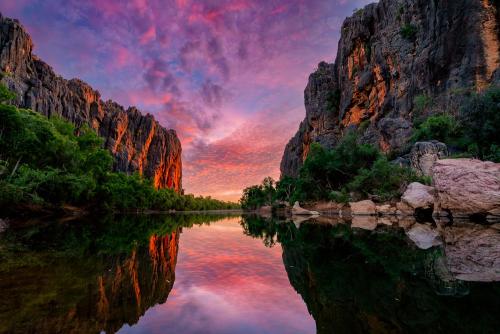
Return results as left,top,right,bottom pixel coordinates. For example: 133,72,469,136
0,214,232,334
241,216,500,334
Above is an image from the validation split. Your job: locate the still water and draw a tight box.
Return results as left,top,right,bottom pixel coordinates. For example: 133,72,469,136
0,214,498,334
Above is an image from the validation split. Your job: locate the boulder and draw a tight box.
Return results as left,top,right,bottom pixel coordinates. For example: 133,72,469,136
432,159,500,217
396,201,414,216
376,204,396,215
292,202,320,216
406,224,442,250
349,200,376,215
401,182,435,209
410,141,448,176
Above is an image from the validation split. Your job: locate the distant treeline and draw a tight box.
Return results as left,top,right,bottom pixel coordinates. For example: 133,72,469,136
0,84,239,213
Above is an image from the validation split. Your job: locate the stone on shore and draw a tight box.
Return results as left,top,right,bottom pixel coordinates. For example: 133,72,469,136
292,202,320,216
376,204,396,215
349,200,376,215
401,182,435,210
433,159,500,217
396,201,414,216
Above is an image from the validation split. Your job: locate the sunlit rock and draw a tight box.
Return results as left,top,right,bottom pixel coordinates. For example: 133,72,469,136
433,159,500,218
292,202,320,216
349,200,376,216
376,204,396,215
401,182,435,210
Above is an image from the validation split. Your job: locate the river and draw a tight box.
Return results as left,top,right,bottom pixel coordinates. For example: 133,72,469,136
0,214,498,334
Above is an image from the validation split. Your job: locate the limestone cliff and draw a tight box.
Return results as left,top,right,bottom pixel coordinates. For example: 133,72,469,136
0,14,182,191
281,0,500,178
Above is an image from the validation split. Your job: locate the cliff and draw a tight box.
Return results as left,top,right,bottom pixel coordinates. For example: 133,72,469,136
281,0,500,177
0,14,182,191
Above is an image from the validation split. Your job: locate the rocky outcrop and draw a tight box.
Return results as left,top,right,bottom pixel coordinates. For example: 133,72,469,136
281,0,500,177
432,159,500,218
0,14,182,191
410,141,448,176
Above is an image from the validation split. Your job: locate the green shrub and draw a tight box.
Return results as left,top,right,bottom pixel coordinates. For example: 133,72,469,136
0,83,15,103
347,157,423,201
411,114,460,144
410,86,500,162
400,24,418,40
414,94,433,113
460,86,500,162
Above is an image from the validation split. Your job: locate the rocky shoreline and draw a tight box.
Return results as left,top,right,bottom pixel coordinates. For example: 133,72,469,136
274,141,500,224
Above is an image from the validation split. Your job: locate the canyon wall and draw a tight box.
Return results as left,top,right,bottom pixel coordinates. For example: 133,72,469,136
0,14,182,191
281,0,500,177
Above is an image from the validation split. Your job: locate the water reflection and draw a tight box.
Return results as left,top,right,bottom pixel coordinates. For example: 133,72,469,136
241,215,500,334
0,214,498,334
0,214,233,334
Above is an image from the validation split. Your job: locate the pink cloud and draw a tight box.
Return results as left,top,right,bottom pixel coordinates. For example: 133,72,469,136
1,0,375,201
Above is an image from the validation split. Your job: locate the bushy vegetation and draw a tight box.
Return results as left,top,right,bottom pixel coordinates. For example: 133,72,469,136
0,84,239,212
400,24,418,40
412,86,500,162
240,133,424,208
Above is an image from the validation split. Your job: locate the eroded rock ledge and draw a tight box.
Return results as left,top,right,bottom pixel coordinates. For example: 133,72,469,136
0,14,182,191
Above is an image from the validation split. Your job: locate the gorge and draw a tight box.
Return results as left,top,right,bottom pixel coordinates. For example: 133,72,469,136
0,0,499,333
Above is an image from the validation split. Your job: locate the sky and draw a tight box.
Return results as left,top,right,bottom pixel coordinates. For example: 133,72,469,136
1,0,374,201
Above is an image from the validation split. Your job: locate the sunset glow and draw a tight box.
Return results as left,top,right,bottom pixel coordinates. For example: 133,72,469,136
2,0,373,201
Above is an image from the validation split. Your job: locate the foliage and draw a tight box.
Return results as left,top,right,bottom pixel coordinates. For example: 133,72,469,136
411,114,461,144
347,156,424,201
411,86,500,162
459,86,500,162
240,177,276,210
0,83,15,103
414,94,433,113
400,24,418,40
0,84,239,212
325,89,341,115
241,133,422,207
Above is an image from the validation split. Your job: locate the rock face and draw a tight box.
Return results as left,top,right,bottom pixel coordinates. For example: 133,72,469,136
281,0,500,177
410,141,448,176
0,14,182,191
433,159,500,217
